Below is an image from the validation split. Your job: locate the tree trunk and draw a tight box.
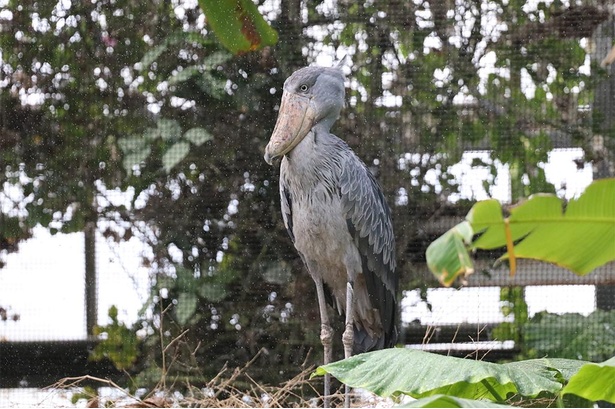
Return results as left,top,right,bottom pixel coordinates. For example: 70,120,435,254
84,221,97,336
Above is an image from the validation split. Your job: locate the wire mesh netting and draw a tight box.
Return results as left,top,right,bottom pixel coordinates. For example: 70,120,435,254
0,0,614,406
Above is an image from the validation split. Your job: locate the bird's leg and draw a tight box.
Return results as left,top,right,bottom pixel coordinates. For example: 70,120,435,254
342,281,355,359
314,279,333,408
342,280,355,408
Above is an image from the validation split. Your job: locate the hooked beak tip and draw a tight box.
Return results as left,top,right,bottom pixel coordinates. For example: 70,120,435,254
264,152,273,165
263,148,277,165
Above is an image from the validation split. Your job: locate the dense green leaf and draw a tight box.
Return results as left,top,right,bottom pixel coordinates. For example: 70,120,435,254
0,215,28,240
504,181,613,274
117,136,147,153
199,282,227,302
141,43,168,68
510,179,615,274
142,127,162,141
466,200,506,249
425,221,473,286
168,66,201,86
91,306,140,370
199,72,228,99
314,349,586,402
401,394,513,408
525,311,615,362
184,127,213,146
562,357,615,404
175,292,198,325
162,141,191,173
469,196,563,250
203,50,233,68
122,147,151,174
198,0,278,54
175,266,198,292
212,266,240,285
157,119,182,141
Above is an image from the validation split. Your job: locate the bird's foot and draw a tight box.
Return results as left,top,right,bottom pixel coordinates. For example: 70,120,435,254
341,324,353,408
320,324,333,356
320,324,333,408
342,324,354,359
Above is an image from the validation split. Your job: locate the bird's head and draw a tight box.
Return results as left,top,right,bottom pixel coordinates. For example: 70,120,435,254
264,66,345,165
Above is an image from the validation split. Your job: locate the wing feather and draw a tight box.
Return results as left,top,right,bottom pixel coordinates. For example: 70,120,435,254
339,152,398,350
280,176,295,243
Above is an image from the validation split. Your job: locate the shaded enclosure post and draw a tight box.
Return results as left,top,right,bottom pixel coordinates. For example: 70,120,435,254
84,221,97,336
592,18,615,311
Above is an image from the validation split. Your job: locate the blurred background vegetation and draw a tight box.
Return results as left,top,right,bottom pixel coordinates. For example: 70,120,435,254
0,0,613,392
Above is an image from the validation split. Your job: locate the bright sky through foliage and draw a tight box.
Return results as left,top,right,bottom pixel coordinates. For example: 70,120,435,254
0,148,594,340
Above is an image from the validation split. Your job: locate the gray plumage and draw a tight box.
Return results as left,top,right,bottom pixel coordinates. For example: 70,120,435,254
265,66,398,354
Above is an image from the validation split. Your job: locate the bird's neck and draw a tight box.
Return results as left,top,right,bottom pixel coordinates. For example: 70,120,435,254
283,126,340,188
287,125,333,161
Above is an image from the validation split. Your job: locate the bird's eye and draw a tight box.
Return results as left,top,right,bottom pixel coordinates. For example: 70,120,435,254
299,84,308,92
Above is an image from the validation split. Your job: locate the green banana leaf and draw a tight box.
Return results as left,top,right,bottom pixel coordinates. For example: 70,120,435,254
400,394,514,408
199,0,278,54
426,221,474,285
313,349,586,403
426,178,615,287
561,356,615,403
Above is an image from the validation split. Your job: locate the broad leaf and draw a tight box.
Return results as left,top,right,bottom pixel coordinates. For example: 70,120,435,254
122,147,151,174
199,0,278,54
469,196,561,250
561,356,615,404
175,292,198,326
162,141,191,173
199,282,227,302
157,119,182,141
117,136,147,153
142,127,161,141
118,136,152,172
509,179,615,274
167,66,201,86
427,178,615,286
425,221,474,286
184,127,213,146
140,43,168,68
401,394,513,408
314,349,586,402
203,50,234,68
198,72,228,99
466,200,507,248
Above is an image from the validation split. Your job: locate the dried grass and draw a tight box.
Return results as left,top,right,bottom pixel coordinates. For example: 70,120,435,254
46,351,368,408
43,308,392,407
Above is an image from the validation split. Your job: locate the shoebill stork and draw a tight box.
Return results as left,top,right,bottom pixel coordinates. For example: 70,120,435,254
264,66,398,407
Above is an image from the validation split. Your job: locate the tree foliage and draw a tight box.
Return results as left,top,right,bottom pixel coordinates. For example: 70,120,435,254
524,310,615,362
